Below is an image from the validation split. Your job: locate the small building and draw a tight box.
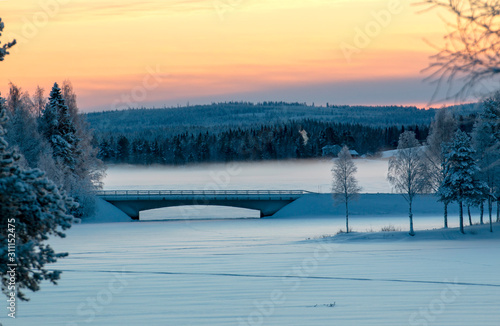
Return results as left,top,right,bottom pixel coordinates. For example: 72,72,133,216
322,145,342,157
322,145,360,158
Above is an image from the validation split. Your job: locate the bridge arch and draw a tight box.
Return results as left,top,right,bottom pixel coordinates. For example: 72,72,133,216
96,190,308,220
138,205,261,220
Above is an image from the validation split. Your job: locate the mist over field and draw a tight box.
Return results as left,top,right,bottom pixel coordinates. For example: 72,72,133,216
103,158,391,193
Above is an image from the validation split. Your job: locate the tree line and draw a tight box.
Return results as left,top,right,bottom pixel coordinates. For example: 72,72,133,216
1,78,104,302
3,81,105,217
96,120,430,165
85,102,441,134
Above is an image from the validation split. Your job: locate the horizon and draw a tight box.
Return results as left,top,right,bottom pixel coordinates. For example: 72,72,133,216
82,100,468,115
0,0,467,112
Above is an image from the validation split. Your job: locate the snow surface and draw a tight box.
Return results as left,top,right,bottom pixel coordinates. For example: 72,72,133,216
82,198,133,223
13,219,500,326
17,157,497,325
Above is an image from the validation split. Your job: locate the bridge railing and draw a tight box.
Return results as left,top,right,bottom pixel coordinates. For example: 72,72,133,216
95,190,311,196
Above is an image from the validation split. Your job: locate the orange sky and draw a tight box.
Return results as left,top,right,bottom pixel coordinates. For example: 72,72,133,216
0,0,453,111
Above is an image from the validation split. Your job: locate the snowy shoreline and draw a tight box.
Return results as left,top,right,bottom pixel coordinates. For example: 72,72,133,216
321,222,500,242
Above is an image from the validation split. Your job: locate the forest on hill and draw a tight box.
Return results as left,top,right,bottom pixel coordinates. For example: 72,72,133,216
86,102,479,165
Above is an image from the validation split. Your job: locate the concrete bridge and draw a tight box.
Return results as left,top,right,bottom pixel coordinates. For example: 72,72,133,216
96,190,310,220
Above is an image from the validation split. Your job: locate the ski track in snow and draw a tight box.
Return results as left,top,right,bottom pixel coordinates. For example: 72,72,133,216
55,268,500,288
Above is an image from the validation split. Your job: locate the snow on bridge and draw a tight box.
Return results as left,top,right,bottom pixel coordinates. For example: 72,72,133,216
96,190,311,219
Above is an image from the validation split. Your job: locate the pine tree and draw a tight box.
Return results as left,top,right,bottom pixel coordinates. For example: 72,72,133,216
425,109,457,228
38,82,105,218
117,135,130,162
439,130,489,234
472,94,500,229
332,146,362,233
0,96,76,301
49,83,78,170
388,131,430,236
40,83,79,170
0,18,15,61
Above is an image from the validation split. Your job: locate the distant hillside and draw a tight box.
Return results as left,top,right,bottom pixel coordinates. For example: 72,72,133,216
85,102,440,135
83,101,482,166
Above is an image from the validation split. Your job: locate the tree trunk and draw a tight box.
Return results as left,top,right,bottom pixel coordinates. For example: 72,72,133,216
459,201,464,234
488,197,493,221
480,201,484,225
345,200,349,233
409,199,415,236
497,199,499,223
488,197,493,233
468,205,472,226
444,202,448,228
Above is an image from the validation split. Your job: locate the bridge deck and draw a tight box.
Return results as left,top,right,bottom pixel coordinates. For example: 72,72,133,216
96,190,310,197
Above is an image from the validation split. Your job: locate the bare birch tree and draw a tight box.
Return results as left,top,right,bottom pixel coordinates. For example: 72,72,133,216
388,132,431,236
332,146,361,233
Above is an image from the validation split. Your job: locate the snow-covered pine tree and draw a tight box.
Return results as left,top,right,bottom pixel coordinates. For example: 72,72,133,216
425,109,457,228
439,130,489,234
39,87,58,141
437,142,455,227
0,18,15,61
40,83,79,171
0,95,76,301
39,81,105,218
332,146,362,233
388,131,430,236
62,81,105,217
472,93,500,229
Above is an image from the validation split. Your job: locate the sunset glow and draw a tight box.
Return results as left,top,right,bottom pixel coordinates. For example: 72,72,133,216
1,0,450,111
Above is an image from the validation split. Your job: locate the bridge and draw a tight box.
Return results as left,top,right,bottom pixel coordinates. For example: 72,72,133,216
96,190,310,220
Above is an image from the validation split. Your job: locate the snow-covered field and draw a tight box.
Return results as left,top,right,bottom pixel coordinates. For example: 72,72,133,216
13,219,500,326
10,158,500,325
